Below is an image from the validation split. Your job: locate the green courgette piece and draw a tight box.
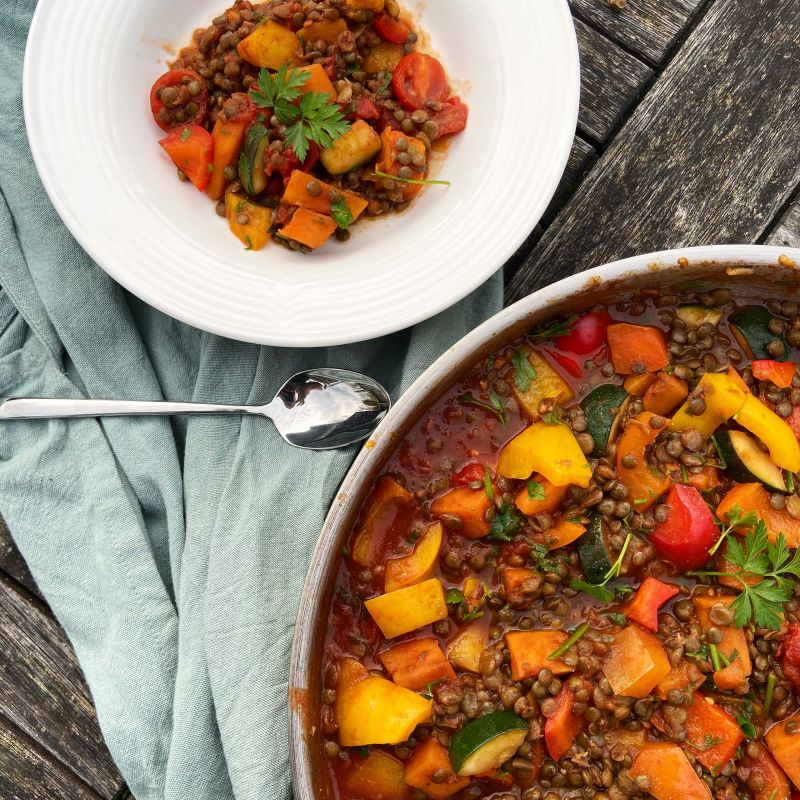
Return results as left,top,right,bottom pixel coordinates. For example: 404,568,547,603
577,514,612,585
581,384,628,458
715,429,787,491
238,122,270,196
729,306,785,361
676,304,724,329
450,711,528,776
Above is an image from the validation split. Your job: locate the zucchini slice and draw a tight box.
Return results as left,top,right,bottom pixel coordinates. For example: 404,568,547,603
729,306,785,361
450,711,528,776
238,122,270,196
577,513,612,584
581,384,628,457
715,429,787,491
677,305,723,329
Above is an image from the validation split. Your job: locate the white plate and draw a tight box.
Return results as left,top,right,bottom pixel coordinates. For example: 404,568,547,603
24,0,579,347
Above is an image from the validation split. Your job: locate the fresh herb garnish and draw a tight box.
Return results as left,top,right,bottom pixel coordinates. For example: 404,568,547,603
547,622,590,660
330,196,353,229
711,434,727,469
605,612,628,626
483,466,494,501
489,504,522,542
529,542,559,573
527,480,546,501
686,642,711,661
372,170,450,187
457,391,507,424
737,714,758,739
420,679,443,700
244,234,253,251
528,316,577,343
787,472,796,493
541,407,563,426
708,502,758,556
570,532,633,603
180,127,191,142
686,733,724,752
512,350,537,392
764,673,777,717
445,587,465,605
250,65,350,161
693,520,800,631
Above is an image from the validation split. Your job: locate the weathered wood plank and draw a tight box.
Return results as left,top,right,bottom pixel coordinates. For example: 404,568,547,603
507,0,800,302
766,196,800,248
0,516,39,597
0,713,102,800
570,0,709,67
575,17,652,143
0,572,123,797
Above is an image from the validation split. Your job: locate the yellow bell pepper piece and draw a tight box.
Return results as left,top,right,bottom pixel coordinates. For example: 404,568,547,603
237,20,301,69
365,578,448,639
447,623,485,673
510,348,575,419
384,522,443,593
496,422,592,487
735,393,800,472
337,674,432,746
669,372,747,436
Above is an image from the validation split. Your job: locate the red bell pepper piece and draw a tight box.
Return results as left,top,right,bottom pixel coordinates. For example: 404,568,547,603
431,97,469,137
451,461,486,487
752,359,797,389
354,97,380,121
158,125,214,191
623,577,679,632
544,348,583,379
553,311,613,355
779,623,800,691
544,682,587,760
373,12,411,44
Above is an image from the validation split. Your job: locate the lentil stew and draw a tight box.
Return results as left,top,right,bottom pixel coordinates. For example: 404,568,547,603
319,283,800,800
149,0,468,253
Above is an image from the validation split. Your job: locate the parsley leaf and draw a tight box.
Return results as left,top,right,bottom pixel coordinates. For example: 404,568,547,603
251,65,309,121
605,612,628,626
528,542,558,573
708,502,759,556
457,391,507,424
180,127,191,142
483,466,494,501
527,480,546,501
512,350,537,392
445,588,464,605
528,315,577,343
489,504,522,542
330,196,353,229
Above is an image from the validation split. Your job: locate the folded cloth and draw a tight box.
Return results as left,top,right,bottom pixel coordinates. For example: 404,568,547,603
0,2,503,798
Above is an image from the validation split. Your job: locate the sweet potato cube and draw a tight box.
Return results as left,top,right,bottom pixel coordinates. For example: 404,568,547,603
447,623,485,673
766,709,800,790
506,630,572,680
607,323,669,375
238,20,301,69
365,578,448,639
284,170,368,220
693,595,752,690
278,208,337,250
739,742,792,800
344,749,408,800
296,63,336,97
378,637,455,690
514,474,569,517
225,192,271,250
655,660,704,700
629,744,712,800
430,486,492,538
299,19,348,44
542,518,586,550
503,568,539,608
404,738,469,799
602,624,671,698
363,42,404,74
643,371,689,415
384,522,442,593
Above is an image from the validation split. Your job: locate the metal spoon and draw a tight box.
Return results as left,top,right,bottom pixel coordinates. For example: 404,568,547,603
0,368,391,450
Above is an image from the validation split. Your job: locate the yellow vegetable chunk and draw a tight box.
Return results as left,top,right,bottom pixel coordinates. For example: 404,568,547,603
337,674,432,746
669,372,747,436
363,42,404,74
365,578,448,639
224,192,271,250
320,120,382,175
344,750,408,800
602,624,671,699
765,710,800,789
735,393,800,472
237,20,301,69
510,348,575,419
447,623,485,673
384,522,443,593
497,422,592,487
347,0,385,10
299,19,348,45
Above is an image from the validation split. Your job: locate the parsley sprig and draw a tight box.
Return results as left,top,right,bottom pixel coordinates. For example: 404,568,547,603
570,532,632,602
707,502,758,557
528,315,577,343
693,519,800,631
330,196,353,229
511,350,537,392
457,391,507,424
250,65,350,161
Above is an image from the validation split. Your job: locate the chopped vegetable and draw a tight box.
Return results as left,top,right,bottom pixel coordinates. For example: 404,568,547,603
655,659,704,700
544,682,587,760
576,513,613,585
779,623,800,691
506,630,573,680
446,623,485,673
542,518,586,550
735,393,800,472
677,304,724,329
295,63,336,98
623,373,657,396
602,624,672,698
508,348,575,419
514,474,568,517
716,483,800,547
765,710,800,790
384,521,443,592
277,207,338,250
752,359,797,388
616,413,672,511
581,384,628,457
150,69,208,132
714,429,787,491
320,119,382,175
365,578,448,638
351,475,413,567
344,749,408,800
224,192,272,250
692,595,752,689
430,486,492,538
404,738,470,799
730,306,785,360
669,371,748,436
159,125,214,191
606,323,670,374
282,170,368,220
299,19,348,44
738,742,792,800
207,97,258,199
378,637,455,690
449,711,528,776
362,42,404,74
623,577,679,632
643,371,689,415
628,743,713,800
552,310,613,354
392,53,448,110
237,20,302,69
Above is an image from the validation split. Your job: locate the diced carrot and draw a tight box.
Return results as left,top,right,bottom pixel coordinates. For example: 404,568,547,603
544,682,587,760
296,63,336,96
378,638,455,691
765,710,800,790
616,413,672,511
629,743,712,800
602,624,671,698
623,577,679,632
377,128,426,199
542,518,586,550
506,630,572,680
643,371,689,416
207,116,252,199
655,660,704,700
283,170,368,220
404,738,469,799
430,486,492,539
503,568,538,608
687,465,721,492
718,483,800,548
738,741,792,800
278,207,337,249
352,476,413,567
384,521,442,593
344,749,409,800
693,594,752,690
514,475,568,517
607,323,670,375
623,373,657,396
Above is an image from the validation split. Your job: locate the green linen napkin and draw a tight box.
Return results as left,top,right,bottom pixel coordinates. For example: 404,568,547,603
0,2,503,798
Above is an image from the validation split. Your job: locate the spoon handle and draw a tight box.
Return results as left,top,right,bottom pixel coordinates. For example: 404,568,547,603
0,397,259,420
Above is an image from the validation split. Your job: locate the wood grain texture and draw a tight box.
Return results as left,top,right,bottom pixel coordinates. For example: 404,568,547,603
570,0,708,66
0,713,102,800
767,197,800,248
0,516,39,597
508,0,800,303
0,572,123,798
575,18,652,143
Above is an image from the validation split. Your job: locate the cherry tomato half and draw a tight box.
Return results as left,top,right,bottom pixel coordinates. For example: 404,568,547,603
553,311,613,355
150,69,208,132
159,125,214,191
432,97,469,137
373,12,411,44
451,462,486,487
392,53,448,111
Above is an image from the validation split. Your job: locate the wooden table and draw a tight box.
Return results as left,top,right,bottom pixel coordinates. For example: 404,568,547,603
2,0,800,796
